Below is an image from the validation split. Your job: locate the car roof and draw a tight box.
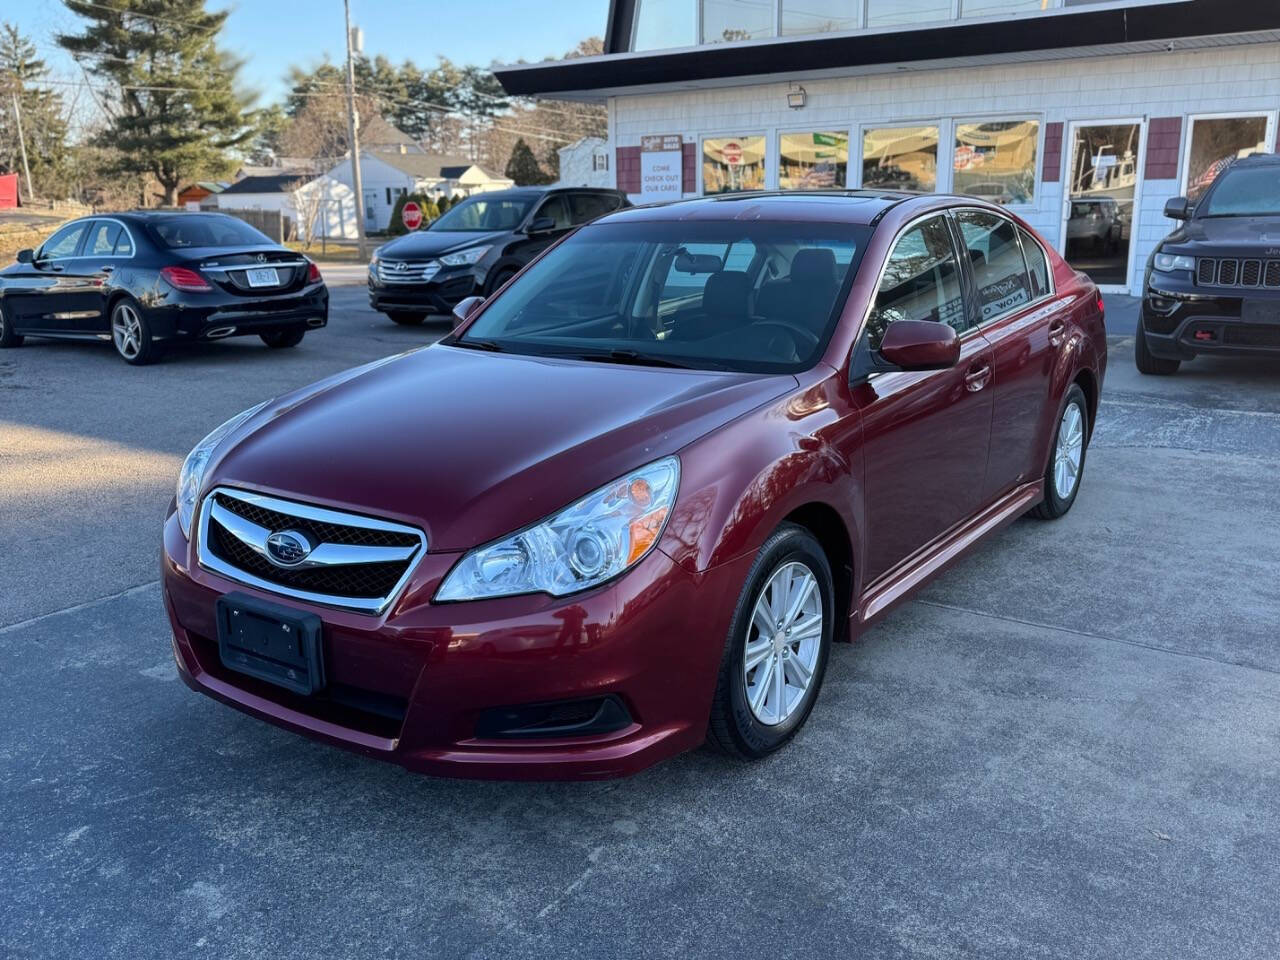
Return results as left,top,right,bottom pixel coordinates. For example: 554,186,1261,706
1231,152,1280,167
596,190,922,226
461,186,625,200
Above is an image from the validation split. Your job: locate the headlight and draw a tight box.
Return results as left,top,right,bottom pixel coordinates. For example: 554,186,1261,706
436,457,679,601
439,245,491,267
1153,253,1195,272
175,401,268,538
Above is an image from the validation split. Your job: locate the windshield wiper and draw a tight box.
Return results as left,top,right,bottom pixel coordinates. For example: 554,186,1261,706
453,338,505,352
570,348,692,369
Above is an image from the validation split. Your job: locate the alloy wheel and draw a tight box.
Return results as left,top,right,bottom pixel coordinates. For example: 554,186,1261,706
112,304,143,360
1054,400,1085,499
742,561,823,726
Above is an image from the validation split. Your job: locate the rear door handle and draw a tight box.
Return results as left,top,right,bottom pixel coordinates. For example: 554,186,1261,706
1048,319,1066,347
100,264,114,274
964,363,992,392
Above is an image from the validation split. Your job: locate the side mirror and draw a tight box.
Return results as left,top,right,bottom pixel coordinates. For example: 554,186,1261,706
878,319,960,372
16,248,33,264
451,295,486,327
526,215,557,235
1163,196,1191,220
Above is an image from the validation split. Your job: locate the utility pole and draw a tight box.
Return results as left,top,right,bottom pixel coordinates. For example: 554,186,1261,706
343,0,369,260
10,91,34,204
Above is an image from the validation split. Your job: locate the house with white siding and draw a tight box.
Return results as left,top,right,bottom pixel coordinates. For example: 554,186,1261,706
325,152,515,231
494,0,1280,293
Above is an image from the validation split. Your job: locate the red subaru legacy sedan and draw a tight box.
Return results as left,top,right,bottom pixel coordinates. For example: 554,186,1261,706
161,191,1105,780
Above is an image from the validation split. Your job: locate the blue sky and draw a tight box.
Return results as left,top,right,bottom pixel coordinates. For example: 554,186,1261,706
14,0,610,106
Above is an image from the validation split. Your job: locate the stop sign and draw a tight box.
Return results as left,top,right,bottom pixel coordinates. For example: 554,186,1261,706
722,141,743,166
401,201,423,230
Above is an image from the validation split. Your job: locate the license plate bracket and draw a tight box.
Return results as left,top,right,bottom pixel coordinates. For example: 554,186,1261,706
216,593,324,695
246,267,280,288
1241,299,1280,324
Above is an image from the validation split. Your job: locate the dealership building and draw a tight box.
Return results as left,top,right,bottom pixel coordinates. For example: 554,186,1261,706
495,0,1280,293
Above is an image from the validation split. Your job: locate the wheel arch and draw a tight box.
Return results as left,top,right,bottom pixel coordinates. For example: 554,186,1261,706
781,502,855,643
1072,366,1099,440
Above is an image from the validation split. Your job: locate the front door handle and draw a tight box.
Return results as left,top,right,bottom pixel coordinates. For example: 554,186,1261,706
964,363,992,392
100,264,115,274
1048,319,1066,347
50,263,65,273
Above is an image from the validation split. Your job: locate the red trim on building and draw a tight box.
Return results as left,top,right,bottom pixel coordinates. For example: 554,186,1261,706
1145,117,1183,180
616,146,641,193
1042,122,1063,183
682,142,696,193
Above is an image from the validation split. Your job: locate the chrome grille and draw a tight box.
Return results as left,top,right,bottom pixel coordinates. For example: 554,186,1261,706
1196,257,1280,288
376,259,441,284
197,487,426,614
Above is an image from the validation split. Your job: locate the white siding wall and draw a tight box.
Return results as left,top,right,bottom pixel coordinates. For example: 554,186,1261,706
326,154,415,231
610,42,1280,291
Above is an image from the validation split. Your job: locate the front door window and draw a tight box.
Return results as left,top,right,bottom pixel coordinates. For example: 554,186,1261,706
1063,122,1142,288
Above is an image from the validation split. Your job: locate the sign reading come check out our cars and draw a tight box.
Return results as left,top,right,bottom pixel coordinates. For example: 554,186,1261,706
639,134,684,204
401,201,423,230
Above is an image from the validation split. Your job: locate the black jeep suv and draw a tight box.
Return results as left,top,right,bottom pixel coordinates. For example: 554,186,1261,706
1137,153,1280,374
367,186,629,325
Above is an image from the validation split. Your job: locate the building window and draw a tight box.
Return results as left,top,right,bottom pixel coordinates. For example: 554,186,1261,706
866,0,953,28
953,119,1040,205
702,136,767,193
702,0,775,43
781,0,859,34
633,0,697,50
862,125,939,191
1184,115,1272,203
593,152,610,172
779,131,848,190
959,0,1047,18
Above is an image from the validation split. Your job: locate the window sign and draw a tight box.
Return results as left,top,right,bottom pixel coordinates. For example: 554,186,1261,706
640,134,685,203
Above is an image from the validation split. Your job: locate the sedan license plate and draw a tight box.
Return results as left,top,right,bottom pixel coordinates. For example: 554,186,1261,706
246,267,280,288
1241,300,1280,324
216,593,324,695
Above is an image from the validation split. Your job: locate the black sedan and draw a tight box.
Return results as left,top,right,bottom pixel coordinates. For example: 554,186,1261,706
0,212,328,365
1138,153,1280,375
367,186,628,325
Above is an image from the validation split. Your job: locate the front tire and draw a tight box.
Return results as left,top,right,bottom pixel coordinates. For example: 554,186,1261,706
707,523,834,760
259,328,306,349
111,300,160,365
1031,383,1089,520
0,302,23,348
387,311,425,326
1134,315,1181,375
485,266,519,296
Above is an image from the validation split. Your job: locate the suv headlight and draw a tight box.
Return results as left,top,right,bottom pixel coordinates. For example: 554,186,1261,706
1153,252,1195,272
175,401,268,538
436,457,679,601
439,245,491,267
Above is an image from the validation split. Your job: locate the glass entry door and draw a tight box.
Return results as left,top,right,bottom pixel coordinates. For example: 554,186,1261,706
1061,121,1144,290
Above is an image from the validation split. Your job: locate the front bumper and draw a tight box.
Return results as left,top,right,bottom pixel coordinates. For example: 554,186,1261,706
146,282,329,340
367,270,480,314
1141,271,1280,359
162,506,746,780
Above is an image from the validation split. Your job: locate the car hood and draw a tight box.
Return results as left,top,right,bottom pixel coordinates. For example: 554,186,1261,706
1164,216,1280,254
209,345,796,552
378,231,505,259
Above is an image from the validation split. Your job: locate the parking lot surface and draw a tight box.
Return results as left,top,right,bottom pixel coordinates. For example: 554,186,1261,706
2,282,1278,959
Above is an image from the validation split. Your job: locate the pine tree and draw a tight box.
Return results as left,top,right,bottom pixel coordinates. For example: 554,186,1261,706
505,138,549,186
0,22,69,199
58,0,254,206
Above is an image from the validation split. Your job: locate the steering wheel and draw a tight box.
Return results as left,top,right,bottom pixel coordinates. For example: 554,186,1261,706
749,320,821,356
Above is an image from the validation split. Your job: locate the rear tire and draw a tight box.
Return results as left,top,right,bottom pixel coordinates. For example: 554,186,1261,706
259,328,306,349
1031,383,1089,520
111,299,160,365
1134,316,1181,375
707,523,833,760
387,311,425,326
0,302,23,348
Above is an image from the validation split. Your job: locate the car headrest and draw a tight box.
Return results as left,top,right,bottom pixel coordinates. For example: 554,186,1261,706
790,248,838,287
702,270,751,322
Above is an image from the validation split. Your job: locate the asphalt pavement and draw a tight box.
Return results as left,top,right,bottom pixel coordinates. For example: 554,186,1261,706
2,284,1279,960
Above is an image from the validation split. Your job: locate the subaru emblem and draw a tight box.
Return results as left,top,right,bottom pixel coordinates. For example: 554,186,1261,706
265,530,314,567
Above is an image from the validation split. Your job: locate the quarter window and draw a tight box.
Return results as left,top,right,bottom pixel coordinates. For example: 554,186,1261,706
867,215,966,350
40,222,88,260
953,119,1040,205
1018,226,1051,299
955,210,1033,322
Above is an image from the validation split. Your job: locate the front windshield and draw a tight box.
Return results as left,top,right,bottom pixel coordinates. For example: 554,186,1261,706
431,195,534,232
1202,167,1280,217
452,220,870,374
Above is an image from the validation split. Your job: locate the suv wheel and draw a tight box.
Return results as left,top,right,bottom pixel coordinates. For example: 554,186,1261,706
1134,316,1180,375
707,523,833,759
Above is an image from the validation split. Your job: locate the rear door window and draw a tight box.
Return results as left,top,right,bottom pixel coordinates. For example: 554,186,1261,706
85,221,122,257
568,193,621,225
867,215,966,350
955,210,1033,323
534,195,571,230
